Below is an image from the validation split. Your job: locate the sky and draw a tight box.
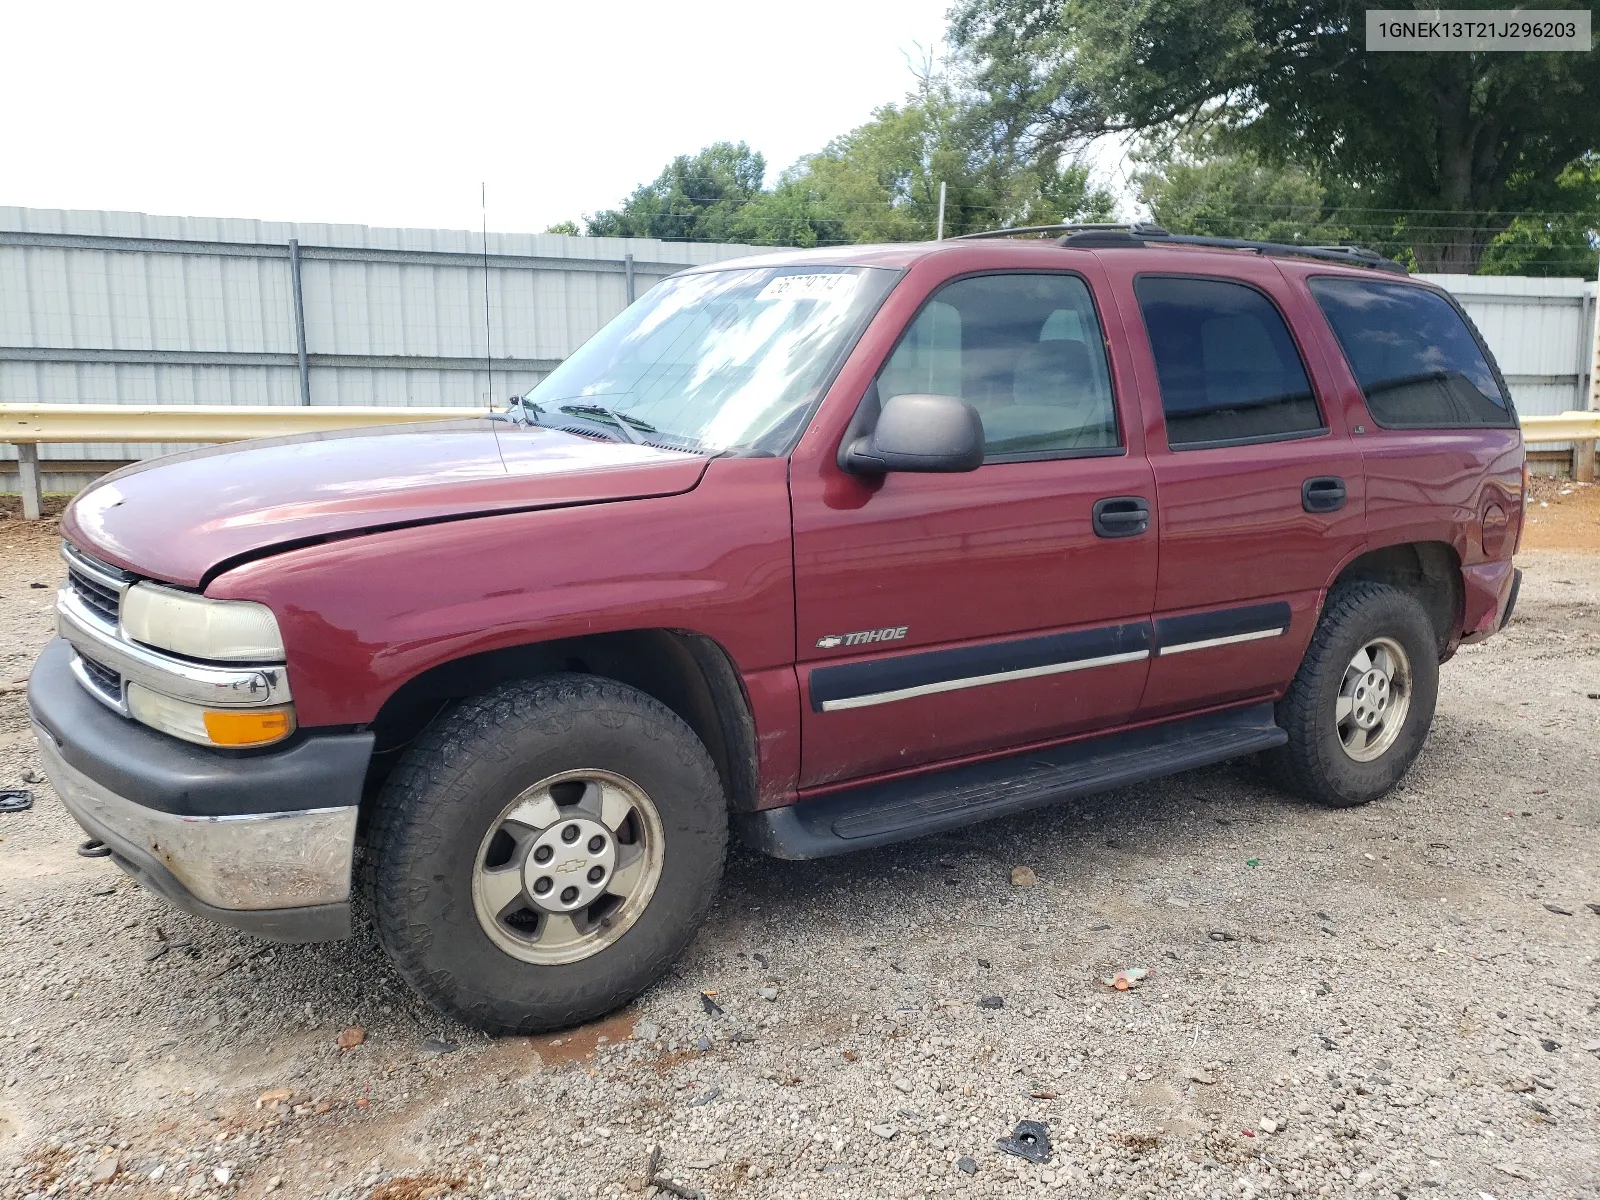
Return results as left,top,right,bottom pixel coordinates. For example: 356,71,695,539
1,0,958,236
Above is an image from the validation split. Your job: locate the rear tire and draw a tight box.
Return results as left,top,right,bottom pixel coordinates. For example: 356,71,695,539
1268,583,1439,808
366,674,726,1035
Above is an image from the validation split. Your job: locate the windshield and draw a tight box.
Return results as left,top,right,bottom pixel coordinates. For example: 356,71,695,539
519,265,898,454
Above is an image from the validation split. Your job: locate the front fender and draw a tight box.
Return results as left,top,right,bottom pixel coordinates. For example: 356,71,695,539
207,457,796,727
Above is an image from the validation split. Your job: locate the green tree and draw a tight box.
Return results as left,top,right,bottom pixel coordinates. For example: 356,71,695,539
543,219,581,235
1135,134,1354,246
1478,156,1600,276
586,142,767,241
952,0,1600,272
777,71,1117,243
774,82,974,243
593,73,1117,248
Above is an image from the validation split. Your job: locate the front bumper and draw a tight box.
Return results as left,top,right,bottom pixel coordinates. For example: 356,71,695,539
29,637,373,942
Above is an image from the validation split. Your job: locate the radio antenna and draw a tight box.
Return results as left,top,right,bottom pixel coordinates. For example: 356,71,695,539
481,182,493,406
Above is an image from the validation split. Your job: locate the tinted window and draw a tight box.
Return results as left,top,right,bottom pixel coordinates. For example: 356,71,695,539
1134,277,1324,447
878,274,1119,459
1308,278,1513,428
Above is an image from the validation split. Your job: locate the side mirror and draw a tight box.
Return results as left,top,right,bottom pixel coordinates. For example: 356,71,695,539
843,393,984,475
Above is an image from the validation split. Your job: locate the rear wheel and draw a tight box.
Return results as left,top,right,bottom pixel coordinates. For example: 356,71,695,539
367,674,726,1034
1268,583,1439,807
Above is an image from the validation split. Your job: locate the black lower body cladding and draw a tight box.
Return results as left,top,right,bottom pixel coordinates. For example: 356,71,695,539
740,703,1287,858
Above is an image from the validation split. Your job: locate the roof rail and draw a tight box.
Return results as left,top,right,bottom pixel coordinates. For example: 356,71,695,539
953,221,1170,241
1081,229,1409,274
956,220,1408,274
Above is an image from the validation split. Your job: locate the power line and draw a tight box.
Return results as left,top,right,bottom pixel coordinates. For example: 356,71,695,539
591,189,1600,220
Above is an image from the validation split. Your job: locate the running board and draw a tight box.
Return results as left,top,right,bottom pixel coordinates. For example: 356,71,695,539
738,703,1286,860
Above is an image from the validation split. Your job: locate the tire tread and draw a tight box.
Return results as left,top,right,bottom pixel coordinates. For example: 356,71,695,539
364,673,726,1034
1269,582,1437,808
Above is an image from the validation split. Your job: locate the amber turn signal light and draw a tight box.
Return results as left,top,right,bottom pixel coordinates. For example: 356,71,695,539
202,708,295,747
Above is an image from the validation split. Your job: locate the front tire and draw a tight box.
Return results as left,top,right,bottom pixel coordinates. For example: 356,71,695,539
366,674,726,1034
1268,583,1440,808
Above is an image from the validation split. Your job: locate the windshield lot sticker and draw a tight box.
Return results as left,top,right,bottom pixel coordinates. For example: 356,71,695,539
758,273,859,305
816,626,908,650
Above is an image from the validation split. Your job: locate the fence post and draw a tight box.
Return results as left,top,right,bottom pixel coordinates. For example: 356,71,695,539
1579,269,1600,482
289,239,311,406
624,253,636,305
15,442,41,520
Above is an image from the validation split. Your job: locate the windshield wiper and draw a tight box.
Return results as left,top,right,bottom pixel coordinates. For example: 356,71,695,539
503,395,706,451
501,397,634,443
558,403,656,444
497,396,543,426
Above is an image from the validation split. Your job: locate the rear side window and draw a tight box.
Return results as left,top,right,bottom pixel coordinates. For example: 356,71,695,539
1134,277,1324,448
878,273,1119,460
1308,278,1513,428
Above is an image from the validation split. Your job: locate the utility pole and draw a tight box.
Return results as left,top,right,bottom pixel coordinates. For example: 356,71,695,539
482,183,493,406
936,181,947,241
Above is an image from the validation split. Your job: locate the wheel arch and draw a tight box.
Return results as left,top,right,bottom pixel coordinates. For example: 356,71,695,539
1327,541,1462,659
359,628,760,822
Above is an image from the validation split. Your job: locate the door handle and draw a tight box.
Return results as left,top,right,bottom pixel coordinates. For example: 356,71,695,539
1302,476,1347,513
1092,496,1150,538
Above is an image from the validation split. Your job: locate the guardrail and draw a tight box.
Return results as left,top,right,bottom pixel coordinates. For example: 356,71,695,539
1520,411,1600,442
1,403,489,519
2,402,1596,519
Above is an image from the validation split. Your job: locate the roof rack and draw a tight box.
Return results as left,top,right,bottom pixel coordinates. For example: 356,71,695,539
954,222,1170,241
955,221,1408,274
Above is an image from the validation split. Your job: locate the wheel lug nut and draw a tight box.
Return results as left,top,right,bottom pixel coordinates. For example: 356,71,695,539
560,886,579,904
533,845,553,864
533,876,553,895
561,824,580,844
588,835,605,853
587,865,604,883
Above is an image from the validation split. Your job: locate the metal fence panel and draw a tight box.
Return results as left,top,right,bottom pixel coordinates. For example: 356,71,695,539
4,207,1596,493
1416,273,1596,422
0,206,773,483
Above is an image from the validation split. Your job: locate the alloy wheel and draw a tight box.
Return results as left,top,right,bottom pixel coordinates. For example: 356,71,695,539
1335,636,1412,762
471,769,664,965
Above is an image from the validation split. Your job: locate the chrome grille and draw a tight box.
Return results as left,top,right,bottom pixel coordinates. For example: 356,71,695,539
61,543,132,629
67,565,121,625
75,652,122,700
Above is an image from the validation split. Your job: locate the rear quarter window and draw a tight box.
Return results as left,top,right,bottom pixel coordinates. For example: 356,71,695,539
1307,278,1514,429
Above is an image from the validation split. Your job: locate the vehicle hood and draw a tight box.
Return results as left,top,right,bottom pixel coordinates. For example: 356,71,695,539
62,419,710,587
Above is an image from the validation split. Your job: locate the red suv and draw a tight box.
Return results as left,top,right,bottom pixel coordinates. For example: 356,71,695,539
30,225,1524,1033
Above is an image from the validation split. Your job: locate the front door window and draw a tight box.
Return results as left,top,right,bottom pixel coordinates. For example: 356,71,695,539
878,273,1121,459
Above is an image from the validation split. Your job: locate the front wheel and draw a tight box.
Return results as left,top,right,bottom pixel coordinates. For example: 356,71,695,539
366,674,727,1034
1268,583,1440,807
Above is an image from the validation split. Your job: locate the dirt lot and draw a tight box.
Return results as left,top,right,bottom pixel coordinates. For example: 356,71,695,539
1,488,1597,1200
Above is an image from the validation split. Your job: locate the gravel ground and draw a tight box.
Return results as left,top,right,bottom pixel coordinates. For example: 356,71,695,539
1,496,1597,1200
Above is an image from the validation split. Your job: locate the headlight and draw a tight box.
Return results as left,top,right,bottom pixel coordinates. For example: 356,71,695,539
127,683,296,748
122,583,284,663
